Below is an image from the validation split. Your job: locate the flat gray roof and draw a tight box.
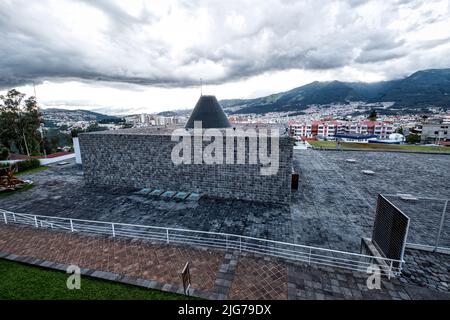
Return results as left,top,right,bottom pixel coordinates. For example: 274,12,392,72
81,124,290,136
292,149,450,251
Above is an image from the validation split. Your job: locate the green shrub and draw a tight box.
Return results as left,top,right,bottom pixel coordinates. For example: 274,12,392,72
406,134,421,144
0,147,10,160
15,159,41,172
0,158,41,174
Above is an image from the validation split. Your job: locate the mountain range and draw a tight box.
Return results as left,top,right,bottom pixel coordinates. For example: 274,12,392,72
39,68,450,119
41,108,120,126
220,68,450,114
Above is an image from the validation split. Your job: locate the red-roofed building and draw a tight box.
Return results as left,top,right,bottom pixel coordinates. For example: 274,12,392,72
289,120,397,140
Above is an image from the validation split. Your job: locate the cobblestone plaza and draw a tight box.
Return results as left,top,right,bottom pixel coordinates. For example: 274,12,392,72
1,149,449,298
2,149,450,251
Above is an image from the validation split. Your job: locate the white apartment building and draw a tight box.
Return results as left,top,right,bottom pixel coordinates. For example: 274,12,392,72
347,122,369,135
290,123,313,139
289,120,396,140
374,123,395,139
317,122,338,138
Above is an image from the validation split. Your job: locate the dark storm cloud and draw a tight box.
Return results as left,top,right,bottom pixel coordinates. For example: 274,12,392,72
0,0,449,89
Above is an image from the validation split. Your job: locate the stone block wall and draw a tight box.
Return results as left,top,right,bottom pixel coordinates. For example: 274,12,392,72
79,129,293,204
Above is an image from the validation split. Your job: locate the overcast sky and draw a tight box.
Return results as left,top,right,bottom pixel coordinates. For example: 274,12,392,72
1,0,450,114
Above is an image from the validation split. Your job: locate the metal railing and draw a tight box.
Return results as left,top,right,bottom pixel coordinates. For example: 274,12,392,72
383,194,450,254
0,209,403,277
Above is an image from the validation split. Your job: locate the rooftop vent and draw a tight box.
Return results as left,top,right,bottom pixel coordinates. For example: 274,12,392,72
185,95,231,129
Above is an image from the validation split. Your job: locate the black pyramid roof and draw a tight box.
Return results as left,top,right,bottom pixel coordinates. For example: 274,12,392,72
185,95,232,129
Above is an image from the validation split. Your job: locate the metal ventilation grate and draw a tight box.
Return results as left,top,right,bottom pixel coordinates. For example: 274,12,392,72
372,194,410,264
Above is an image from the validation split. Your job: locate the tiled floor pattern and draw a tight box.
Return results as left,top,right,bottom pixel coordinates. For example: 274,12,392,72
1,224,449,300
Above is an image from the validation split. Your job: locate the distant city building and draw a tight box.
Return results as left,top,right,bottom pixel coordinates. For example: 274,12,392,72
124,113,186,127
420,123,449,144
289,120,396,141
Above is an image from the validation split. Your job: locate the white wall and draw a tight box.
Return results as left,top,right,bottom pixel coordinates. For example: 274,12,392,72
1,153,75,166
73,137,82,164
40,153,75,165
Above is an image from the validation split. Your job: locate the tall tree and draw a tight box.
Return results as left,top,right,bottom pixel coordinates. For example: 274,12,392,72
367,110,377,121
0,89,43,155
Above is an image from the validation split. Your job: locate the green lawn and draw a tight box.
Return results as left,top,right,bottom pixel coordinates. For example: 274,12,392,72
0,183,35,198
0,259,192,300
307,140,450,153
15,165,49,176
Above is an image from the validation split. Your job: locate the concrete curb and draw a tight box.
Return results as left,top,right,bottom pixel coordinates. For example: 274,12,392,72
0,251,212,300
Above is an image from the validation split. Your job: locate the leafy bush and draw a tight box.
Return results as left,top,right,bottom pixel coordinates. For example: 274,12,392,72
406,134,421,144
71,129,79,138
0,147,10,160
0,158,41,174
15,159,41,172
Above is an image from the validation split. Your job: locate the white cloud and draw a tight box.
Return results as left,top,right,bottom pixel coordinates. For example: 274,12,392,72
0,0,449,113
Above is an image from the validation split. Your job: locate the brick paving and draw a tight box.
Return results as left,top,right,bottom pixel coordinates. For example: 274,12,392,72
0,224,221,293
229,257,288,300
1,224,449,300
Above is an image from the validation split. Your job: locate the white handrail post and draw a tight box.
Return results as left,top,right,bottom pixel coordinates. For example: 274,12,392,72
70,219,74,232
308,248,312,265
226,235,229,250
388,260,393,280
13,213,16,222
111,223,116,237
166,229,169,244
434,199,448,251
239,237,242,252
3,212,7,224
34,216,38,228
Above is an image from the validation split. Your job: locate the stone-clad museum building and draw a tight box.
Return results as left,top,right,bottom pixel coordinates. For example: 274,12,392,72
79,95,293,204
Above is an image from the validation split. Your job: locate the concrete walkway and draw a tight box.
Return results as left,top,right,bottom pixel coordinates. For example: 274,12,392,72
1,224,448,300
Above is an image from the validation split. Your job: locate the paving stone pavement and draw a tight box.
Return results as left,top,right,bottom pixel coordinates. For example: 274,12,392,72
228,256,288,300
0,224,221,293
0,161,293,243
1,152,449,298
1,224,449,300
3,153,449,253
400,249,450,293
292,149,450,252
